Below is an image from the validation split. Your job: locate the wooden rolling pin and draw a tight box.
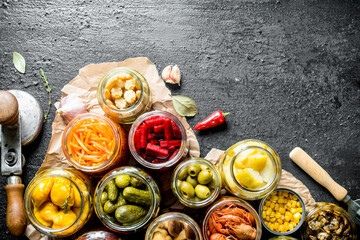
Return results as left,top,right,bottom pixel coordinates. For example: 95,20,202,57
289,147,348,201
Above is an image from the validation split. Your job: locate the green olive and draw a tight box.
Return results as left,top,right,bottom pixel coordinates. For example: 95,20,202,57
197,170,213,185
186,175,198,188
100,191,108,205
115,174,131,188
188,164,201,177
207,179,216,189
178,166,188,180
176,180,183,189
200,165,210,171
195,185,211,199
180,181,195,199
130,176,144,188
103,200,116,213
190,196,202,202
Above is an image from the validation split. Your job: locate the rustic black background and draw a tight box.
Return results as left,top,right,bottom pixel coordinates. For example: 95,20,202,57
0,0,359,239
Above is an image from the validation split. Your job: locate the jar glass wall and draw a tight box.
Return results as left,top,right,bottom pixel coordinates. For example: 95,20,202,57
97,67,151,124
219,139,281,200
94,166,161,233
24,168,93,238
62,113,128,176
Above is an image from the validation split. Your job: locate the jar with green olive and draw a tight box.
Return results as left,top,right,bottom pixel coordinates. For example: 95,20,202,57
171,158,221,208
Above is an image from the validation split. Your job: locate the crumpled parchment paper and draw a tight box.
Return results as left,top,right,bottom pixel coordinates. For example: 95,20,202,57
25,57,315,239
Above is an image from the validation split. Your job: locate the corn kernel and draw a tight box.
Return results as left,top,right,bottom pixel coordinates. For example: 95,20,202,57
270,202,275,208
279,207,286,214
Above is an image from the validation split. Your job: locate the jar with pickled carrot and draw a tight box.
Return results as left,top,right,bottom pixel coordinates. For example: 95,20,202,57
24,168,93,237
62,113,129,175
97,67,151,124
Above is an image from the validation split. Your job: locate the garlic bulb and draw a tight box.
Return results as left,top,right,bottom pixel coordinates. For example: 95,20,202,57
162,65,181,85
57,94,87,124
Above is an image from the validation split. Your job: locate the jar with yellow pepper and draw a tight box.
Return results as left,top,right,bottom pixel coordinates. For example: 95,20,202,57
24,168,93,237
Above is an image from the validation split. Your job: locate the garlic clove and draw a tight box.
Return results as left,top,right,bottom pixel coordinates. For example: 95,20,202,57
162,65,172,81
169,65,181,85
162,65,181,85
57,94,87,124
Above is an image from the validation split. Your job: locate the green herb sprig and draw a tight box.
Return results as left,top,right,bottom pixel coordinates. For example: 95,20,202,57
40,68,52,122
62,184,73,213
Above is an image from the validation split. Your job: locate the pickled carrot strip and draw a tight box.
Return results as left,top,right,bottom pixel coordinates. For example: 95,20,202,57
69,142,82,150
74,133,90,154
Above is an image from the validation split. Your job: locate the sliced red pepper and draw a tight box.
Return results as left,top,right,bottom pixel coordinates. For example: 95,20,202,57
146,143,169,158
169,149,179,160
134,129,141,151
140,125,147,149
153,124,164,133
168,146,176,153
145,116,165,128
164,119,172,141
194,111,230,131
149,139,159,145
160,140,182,148
147,133,155,139
171,121,181,138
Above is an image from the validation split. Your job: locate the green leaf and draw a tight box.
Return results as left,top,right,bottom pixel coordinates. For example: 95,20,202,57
12,51,26,73
172,95,198,117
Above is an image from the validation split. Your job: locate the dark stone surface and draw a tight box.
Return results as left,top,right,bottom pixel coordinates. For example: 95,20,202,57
0,0,359,239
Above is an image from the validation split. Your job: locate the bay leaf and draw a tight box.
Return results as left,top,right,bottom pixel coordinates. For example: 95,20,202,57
12,51,26,73
172,95,198,117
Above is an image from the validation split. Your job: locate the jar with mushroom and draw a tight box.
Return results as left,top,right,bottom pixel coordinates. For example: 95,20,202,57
145,212,203,240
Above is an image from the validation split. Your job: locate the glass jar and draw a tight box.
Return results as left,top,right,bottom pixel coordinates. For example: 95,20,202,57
24,168,93,238
171,158,221,208
219,139,281,200
128,110,187,170
202,196,262,240
97,67,151,124
76,230,122,240
145,212,203,240
94,166,161,233
259,188,306,235
62,113,129,175
301,203,357,240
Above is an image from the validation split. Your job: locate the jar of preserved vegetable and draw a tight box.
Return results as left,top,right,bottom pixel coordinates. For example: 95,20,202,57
302,203,357,240
97,67,151,124
171,158,221,208
219,139,281,200
62,113,129,175
145,212,203,240
24,168,93,238
94,166,161,233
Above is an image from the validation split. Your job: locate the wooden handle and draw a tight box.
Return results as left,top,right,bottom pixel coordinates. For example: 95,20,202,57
289,147,348,201
0,90,19,125
5,183,27,236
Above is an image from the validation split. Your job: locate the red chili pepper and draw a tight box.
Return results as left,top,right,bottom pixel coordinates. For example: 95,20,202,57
194,111,230,131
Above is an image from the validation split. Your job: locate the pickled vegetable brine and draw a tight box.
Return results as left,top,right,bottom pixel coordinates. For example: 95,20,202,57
66,117,115,166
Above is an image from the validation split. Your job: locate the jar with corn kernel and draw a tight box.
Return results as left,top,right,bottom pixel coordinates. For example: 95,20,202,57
259,188,305,235
97,67,151,124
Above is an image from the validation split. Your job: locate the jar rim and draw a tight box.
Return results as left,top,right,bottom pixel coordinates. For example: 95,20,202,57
202,196,262,240
128,110,187,170
62,113,121,173
24,168,87,236
171,158,221,208
98,67,146,113
145,212,203,240
94,166,160,232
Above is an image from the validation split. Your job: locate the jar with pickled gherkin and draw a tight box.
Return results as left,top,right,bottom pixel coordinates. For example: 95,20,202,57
94,166,161,233
24,168,93,237
171,158,221,208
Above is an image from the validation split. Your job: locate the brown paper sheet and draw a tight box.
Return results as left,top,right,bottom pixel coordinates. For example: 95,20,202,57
25,58,314,239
